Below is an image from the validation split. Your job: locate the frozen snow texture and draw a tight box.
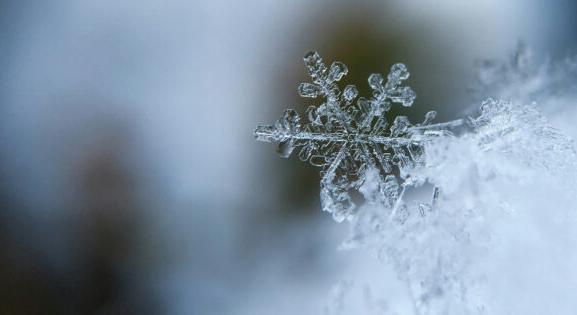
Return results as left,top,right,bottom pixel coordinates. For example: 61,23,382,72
470,99,576,176
255,51,577,314
254,52,462,222
346,99,577,314
324,280,353,315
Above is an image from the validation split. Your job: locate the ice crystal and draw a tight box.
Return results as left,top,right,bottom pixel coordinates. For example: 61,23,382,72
254,52,462,222
470,98,577,178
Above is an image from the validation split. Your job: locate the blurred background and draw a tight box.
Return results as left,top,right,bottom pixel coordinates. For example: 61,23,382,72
0,0,576,314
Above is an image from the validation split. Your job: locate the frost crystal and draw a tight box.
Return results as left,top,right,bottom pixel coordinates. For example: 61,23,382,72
255,52,462,222
470,98,577,176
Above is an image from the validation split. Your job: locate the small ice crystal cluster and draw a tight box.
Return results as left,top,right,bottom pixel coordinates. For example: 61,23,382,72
469,98,577,184
254,51,462,222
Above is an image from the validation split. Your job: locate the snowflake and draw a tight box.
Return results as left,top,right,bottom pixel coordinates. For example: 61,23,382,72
254,51,463,222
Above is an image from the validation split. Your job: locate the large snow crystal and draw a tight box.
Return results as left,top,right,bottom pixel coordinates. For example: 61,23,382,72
254,52,462,222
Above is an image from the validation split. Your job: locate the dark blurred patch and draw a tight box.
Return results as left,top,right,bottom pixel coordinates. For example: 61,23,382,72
0,121,158,315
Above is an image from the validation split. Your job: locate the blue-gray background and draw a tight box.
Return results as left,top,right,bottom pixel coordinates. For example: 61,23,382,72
0,1,575,314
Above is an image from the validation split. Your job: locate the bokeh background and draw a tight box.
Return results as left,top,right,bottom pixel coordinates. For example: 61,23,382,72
1,1,576,314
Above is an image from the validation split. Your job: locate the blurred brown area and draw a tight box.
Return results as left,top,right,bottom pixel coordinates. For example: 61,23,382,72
0,125,158,315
